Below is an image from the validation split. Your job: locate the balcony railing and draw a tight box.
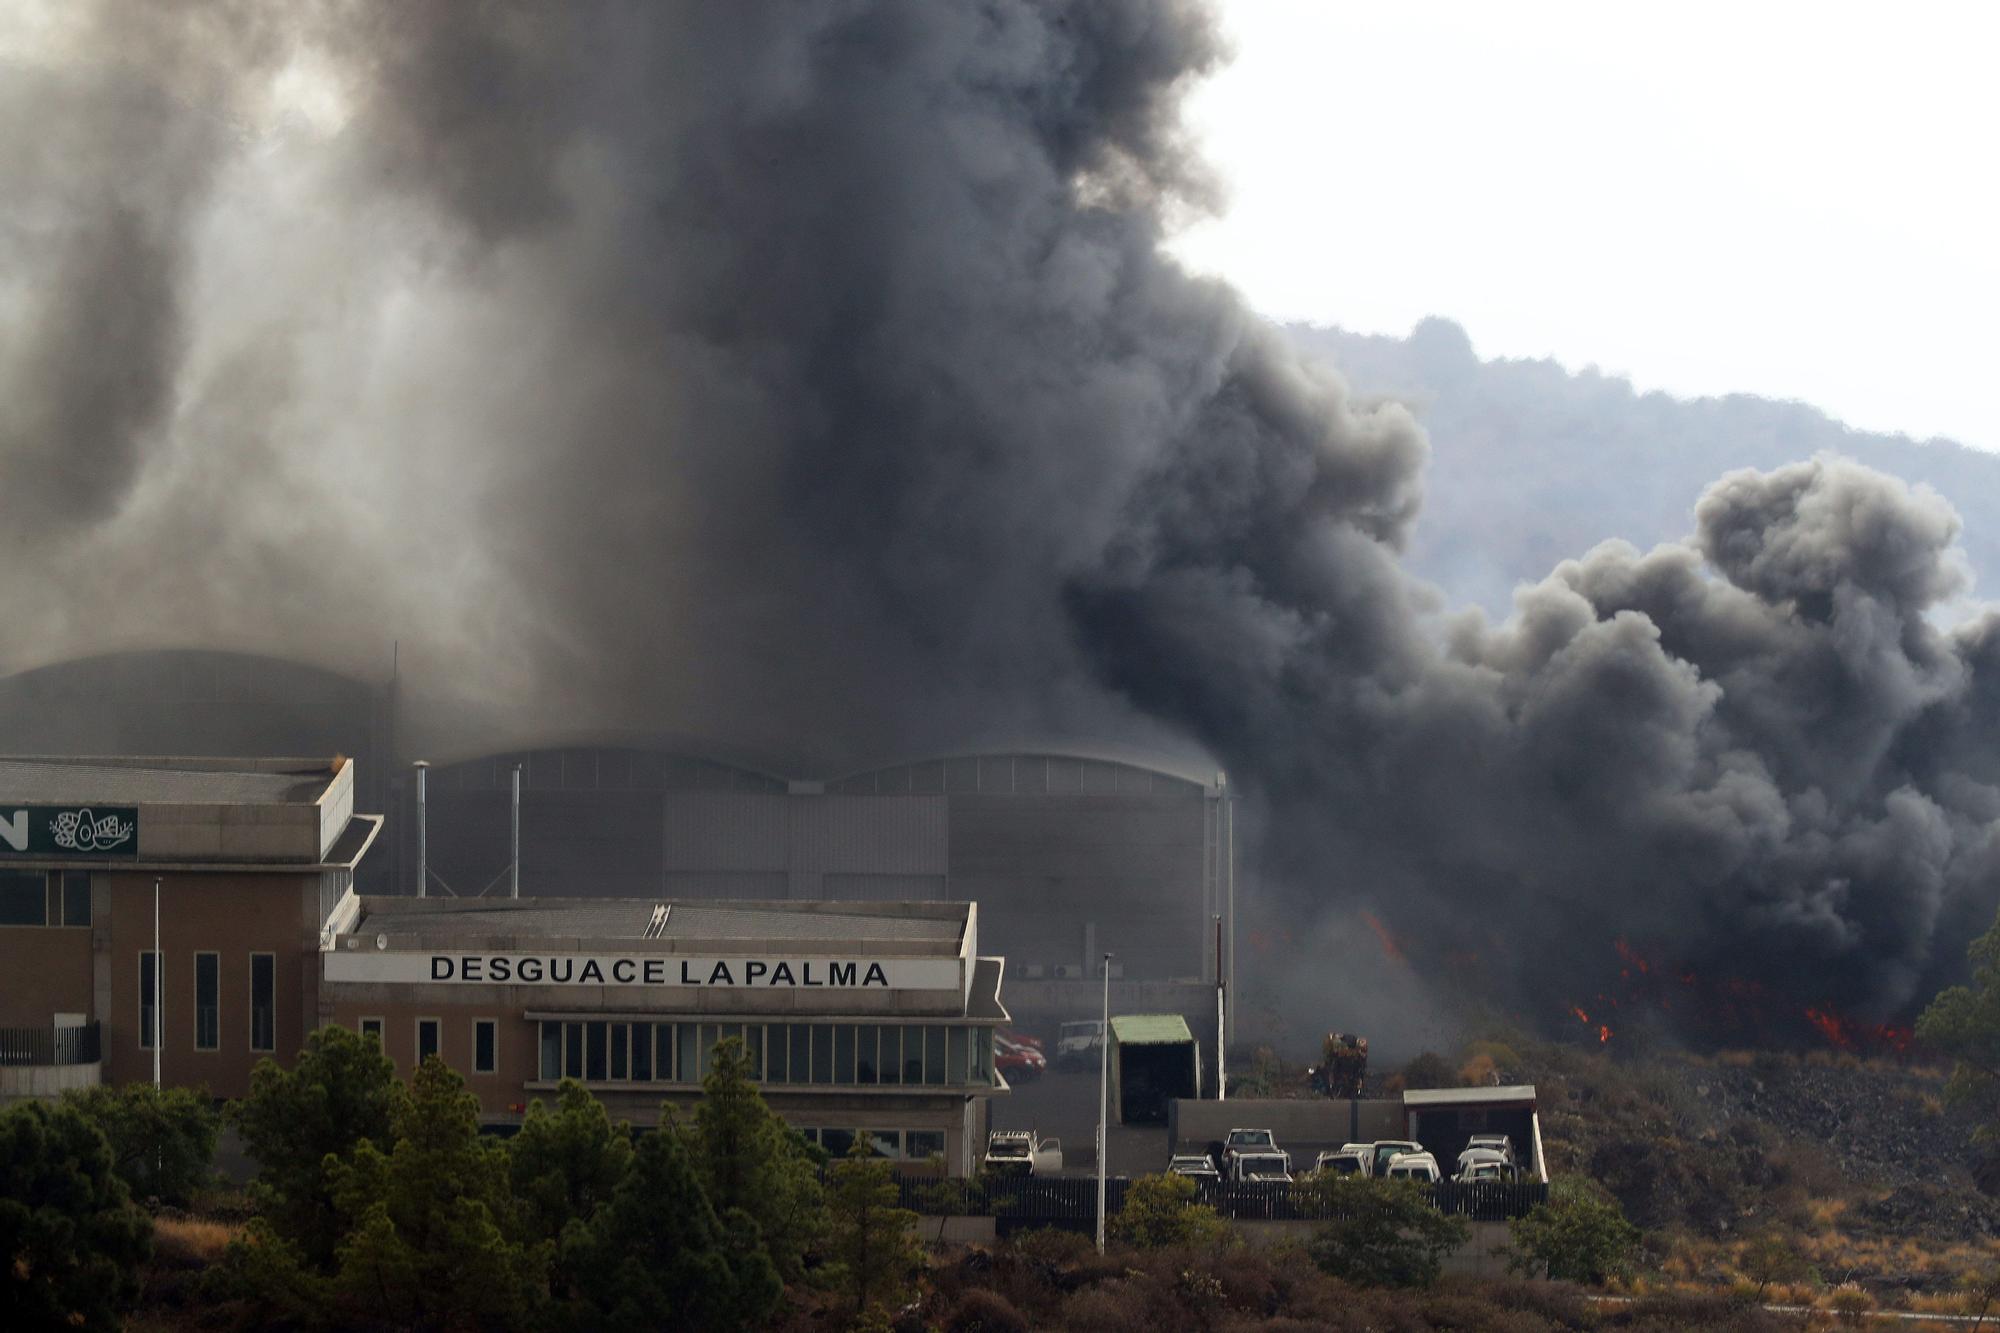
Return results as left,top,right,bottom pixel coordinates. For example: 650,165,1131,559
0,1022,101,1067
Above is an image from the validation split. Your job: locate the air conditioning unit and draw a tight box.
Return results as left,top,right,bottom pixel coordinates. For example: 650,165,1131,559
1018,963,1046,979
1049,964,1081,980
1097,961,1125,980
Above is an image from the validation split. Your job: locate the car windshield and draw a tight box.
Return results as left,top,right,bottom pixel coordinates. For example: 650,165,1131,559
1327,1157,1360,1173
1229,1131,1272,1147
989,1140,1030,1157
1060,1022,1101,1038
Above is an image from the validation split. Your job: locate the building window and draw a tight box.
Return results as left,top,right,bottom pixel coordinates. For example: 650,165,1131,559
585,1021,608,1081
820,1127,855,1158
630,1022,652,1082
540,1022,561,1080
787,1025,809,1085
924,1027,946,1086
907,1130,946,1162
474,1019,497,1074
249,953,276,1052
902,1025,924,1083
194,952,220,1051
862,1129,899,1158
360,1017,384,1044
61,872,90,927
139,950,161,1050
0,871,44,925
833,1025,856,1085
856,1026,878,1083
879,1027,902,1086
564,1022,584,1079
656,1023,676,1082
417,1018,440,1065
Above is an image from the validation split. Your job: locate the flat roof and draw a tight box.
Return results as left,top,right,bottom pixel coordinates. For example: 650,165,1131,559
0,756,337,805
346,896,968,952
1111,1014,1193,1045
1402,1084,1537,1108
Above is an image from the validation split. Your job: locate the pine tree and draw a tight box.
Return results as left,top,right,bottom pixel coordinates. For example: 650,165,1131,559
1921,912,2000,1139
823,1138,924,1325
0,1100,153,1332
685,1035,825,1279
564,1124,780,1332
510,1078,632,1295
328,1055,546,1329
64,1082,220,1207
230,1023,404,1267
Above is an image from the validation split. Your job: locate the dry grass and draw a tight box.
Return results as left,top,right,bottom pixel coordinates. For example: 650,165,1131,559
151,1215,240,1268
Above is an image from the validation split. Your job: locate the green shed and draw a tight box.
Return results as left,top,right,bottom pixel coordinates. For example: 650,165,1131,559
1110,1014,1201,1124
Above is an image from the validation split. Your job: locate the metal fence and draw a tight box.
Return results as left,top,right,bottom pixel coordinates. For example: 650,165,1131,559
0,1022,101,1067
879,1172,1547,1226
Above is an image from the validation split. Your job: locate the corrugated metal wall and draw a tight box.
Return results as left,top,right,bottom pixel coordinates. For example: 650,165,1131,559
395,746,1217,981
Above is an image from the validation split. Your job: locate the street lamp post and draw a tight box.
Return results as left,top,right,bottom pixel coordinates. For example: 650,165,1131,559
152,876,162,1089
1096,950,1113,1254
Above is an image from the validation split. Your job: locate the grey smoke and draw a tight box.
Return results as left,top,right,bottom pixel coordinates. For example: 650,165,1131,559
3,0,1995,1037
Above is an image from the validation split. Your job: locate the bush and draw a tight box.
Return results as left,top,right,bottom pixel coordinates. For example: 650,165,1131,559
0,1099,153,1331
1112,1173,1232,1249
942,1287,1029,1332
1304,1176,1469,1288
64,1082,220,1208
1401,1052,1457,1090
1508,1176,1640,1284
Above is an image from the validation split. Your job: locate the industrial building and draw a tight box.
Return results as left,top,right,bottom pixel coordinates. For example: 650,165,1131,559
0,651,1240,1032
1,755,1012,1172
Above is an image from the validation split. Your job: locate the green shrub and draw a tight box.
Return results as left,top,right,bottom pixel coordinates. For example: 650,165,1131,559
1507,1176,1640,1284
64,1081,220,1208
1111,1172,1231,1249
1304,1176,1469,1288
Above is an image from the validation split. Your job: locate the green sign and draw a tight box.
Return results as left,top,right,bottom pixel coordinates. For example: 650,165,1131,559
0,805,140,857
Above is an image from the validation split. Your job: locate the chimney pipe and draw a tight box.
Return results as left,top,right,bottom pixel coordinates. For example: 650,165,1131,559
414,761,429,898
510,763,522,899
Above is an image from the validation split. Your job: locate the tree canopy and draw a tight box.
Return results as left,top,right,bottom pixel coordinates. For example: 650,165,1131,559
64,1081,219,1208
1112,1172,1231,1249
0,1099,153,1332
230,1023,405,1267
1305,1176,1469,1288
1920,912,2000,1140
683,1036,825,1280
824,1137,925,1324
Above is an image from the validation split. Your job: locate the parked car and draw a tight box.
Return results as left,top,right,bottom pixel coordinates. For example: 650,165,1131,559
984,1130,1036,1177
1230,1150,1294,1184
1370,1139,1424,1177
1221,1127,1289,1173
1454,1148,1517,1183
1055,1020,1104,1071
998,1027,1044,1051
1312,1144,1373,1177
984,1130,1060,1177
1167,1153,1220,1183
994,1033,1046,1082
1382,1151,1441,1182
1464,1134,1515,1163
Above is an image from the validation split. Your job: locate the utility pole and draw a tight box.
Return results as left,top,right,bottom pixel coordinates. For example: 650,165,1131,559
1215,915,1226,1101
1096,950,1113,1254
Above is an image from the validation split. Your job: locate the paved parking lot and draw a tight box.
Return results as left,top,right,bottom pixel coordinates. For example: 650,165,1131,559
988,1063,1174,1179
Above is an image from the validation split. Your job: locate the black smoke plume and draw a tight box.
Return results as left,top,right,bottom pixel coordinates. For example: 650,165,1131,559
2,0,1994,1038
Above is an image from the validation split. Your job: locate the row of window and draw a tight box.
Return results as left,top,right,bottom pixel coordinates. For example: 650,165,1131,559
0,870,90,928
357,1016,501,1075
535,1021,994,1088
799,1127,947,1161
137,951,276,1053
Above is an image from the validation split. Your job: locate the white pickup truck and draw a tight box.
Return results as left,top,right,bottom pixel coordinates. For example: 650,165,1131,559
982,1130,1062,1178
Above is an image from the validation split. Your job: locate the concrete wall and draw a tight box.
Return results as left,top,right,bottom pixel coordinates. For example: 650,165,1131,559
99,871,320,1097
0,1060,100,1102
0,924,92,1026
136,800,326,864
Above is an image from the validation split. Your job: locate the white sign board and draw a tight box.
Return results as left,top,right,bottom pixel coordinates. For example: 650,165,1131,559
324,951,963,992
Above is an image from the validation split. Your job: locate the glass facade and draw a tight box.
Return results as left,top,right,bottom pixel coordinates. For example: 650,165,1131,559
796,1126,949,1161
533,1020,994,1088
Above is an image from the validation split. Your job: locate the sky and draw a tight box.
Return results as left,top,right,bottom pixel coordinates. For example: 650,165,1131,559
1173,1,2000,453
